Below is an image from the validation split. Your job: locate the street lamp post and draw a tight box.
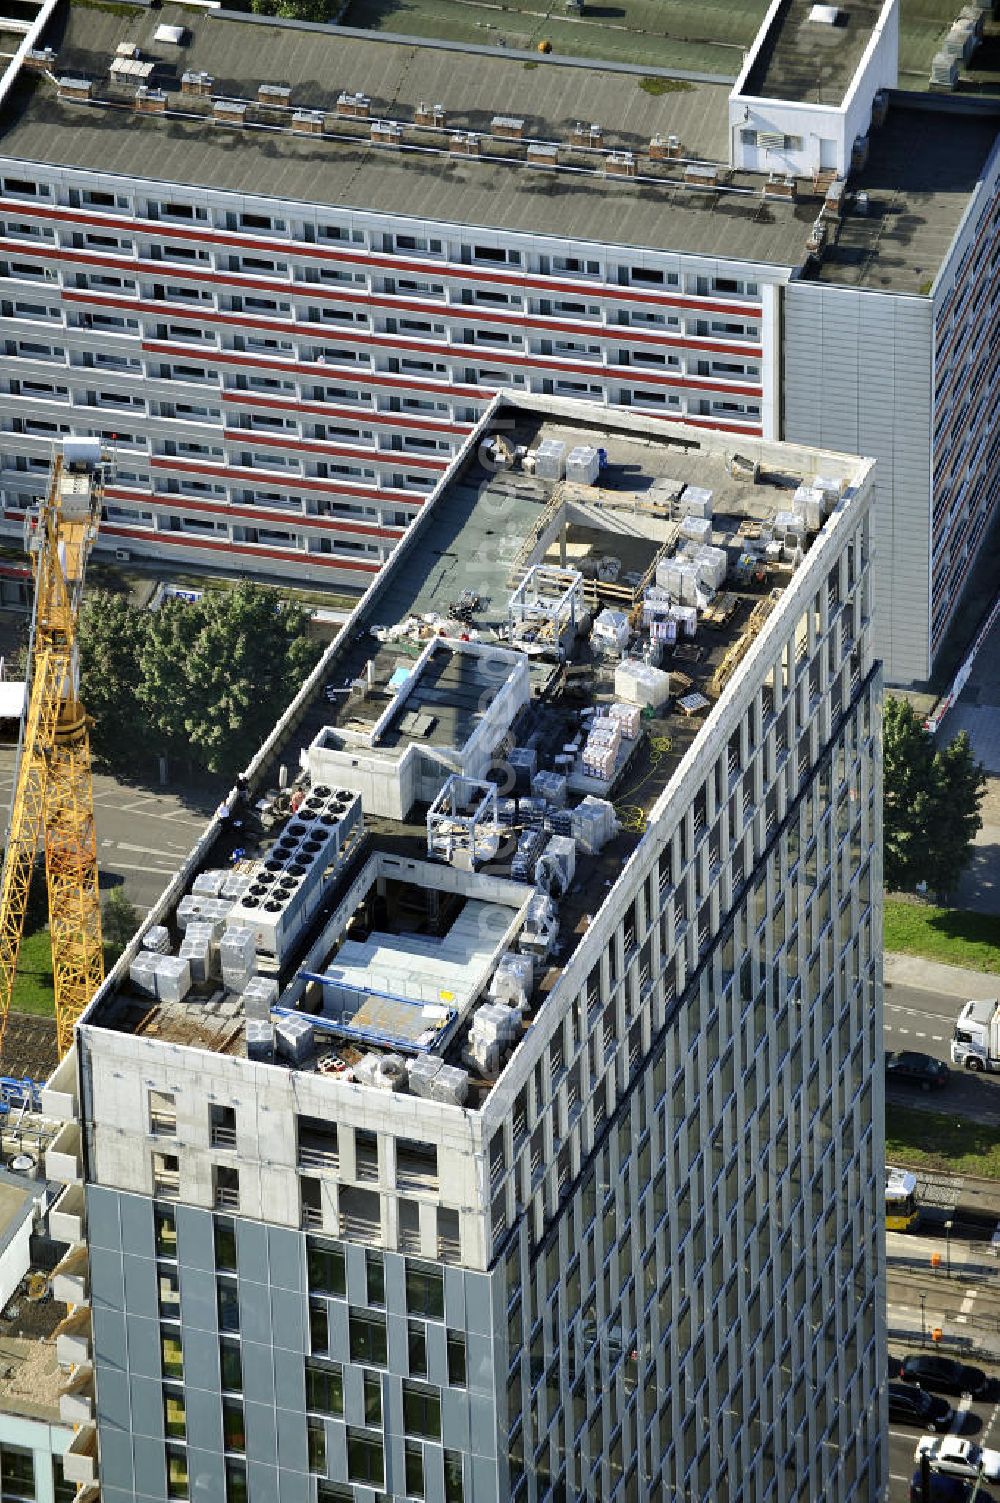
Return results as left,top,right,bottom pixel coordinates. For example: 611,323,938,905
920,1291,927,1345
945,1220,953,1279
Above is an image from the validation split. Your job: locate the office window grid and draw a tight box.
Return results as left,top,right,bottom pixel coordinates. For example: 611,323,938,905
501,680,881,1502
483,509,881,1502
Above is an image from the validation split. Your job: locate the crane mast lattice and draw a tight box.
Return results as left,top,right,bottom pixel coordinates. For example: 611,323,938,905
0,441,106,1062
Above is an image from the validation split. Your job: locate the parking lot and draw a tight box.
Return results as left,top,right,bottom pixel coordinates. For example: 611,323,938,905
888,1350,1000,1501
0,748,219,917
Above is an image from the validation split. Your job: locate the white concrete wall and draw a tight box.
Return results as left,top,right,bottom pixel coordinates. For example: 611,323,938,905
78,1023,491,1269
0,1201,33,1310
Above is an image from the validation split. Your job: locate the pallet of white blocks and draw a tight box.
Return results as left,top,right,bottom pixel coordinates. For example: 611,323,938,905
274,1014,315,1066
240,975,279,1020
246,1018,274,1062
142,925,171,955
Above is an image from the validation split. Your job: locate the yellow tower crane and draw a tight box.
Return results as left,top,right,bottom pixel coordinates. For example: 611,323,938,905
0,439,108,1062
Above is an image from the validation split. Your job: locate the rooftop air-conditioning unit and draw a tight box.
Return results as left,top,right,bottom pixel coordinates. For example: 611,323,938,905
114,548,131,561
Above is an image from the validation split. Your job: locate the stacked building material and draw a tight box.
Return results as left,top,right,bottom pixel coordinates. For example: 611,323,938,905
142,925,170,954
275,1013,315,1065
582,714,621,779
571,796,618,853
221,925,256,993
607,702,641,739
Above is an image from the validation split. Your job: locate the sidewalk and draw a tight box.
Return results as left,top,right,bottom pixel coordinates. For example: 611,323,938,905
885,952,1000,999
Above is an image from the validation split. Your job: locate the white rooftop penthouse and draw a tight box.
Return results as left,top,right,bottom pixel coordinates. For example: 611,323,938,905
730,0,900,177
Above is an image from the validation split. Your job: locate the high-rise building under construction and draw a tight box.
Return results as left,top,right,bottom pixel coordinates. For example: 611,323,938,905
42,392,885,1502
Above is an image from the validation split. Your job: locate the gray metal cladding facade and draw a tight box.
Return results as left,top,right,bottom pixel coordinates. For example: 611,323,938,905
781,282,933,687
86,1187,502,1503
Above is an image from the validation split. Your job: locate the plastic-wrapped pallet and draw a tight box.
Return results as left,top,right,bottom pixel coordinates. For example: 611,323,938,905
680,485,713,520
535,835,576,898
246,1019,274,1063
179,926,211,985
588,717,621,751
608,702,641,739
657,558,701,605
531,770,567,808
774,510,806,545
471,1003,519,1048
545,807,573,837
274,1013,315,1066
792,483,824,531
241,975,279,1021
192,869,227,897
650,617,677,646
518,797,546,829
407,1054,444,1099
582,745,615,780
615,660,670,710
176,895,203,932
220,924,256,993
508,746,537,792
490,950,534,1009
591,608,630,652
142,925,171,955
565,444,600,485
814,476,842,515
129,951,159,997
533,437,566,481
429,1064,469,1105
153,955,191,1004
571,796,618,853
669,604,698,639
497,798,518,828
642,586,672,624
686,543,728,591
679,514,712,544
519,892,559,959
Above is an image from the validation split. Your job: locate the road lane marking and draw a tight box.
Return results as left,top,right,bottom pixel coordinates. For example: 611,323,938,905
885,1003,961,1025
982,1398,1000,1445
102,860,180,877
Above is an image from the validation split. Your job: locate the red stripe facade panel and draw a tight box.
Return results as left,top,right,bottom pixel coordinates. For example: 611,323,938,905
0,196,763,316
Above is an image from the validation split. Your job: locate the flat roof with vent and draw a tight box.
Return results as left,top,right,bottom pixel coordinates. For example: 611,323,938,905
742,0,885,106
0,0,995,292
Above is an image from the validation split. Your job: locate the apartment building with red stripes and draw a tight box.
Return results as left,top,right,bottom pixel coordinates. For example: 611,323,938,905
0,0,996,684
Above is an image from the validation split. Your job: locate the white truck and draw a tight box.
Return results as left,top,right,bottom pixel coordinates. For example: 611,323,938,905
951,998,1000,1071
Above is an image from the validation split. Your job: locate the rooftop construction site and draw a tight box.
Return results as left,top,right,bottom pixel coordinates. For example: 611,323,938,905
80,394,872,1111
0,0,996,295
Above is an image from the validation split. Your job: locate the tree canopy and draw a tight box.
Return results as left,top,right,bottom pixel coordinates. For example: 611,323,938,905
883,695,986,900
103,885,141,959
78,582,321,781
250,0,336,20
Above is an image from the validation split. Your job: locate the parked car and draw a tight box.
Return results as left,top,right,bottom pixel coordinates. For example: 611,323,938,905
889,1381,955,1431
898,1354,988,1398
915,1435,1000,1484
910,1470,997,1503
886,1050,950,1090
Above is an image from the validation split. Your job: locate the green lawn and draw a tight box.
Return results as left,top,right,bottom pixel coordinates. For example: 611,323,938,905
886,1102,1000,1180
884,899,1000,974
9,928,123,1018
11,927,55,1017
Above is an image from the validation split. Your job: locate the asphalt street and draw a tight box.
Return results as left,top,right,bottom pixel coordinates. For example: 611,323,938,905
886,980,1000,1124
0,747,219,914
888,1235,1000,1503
